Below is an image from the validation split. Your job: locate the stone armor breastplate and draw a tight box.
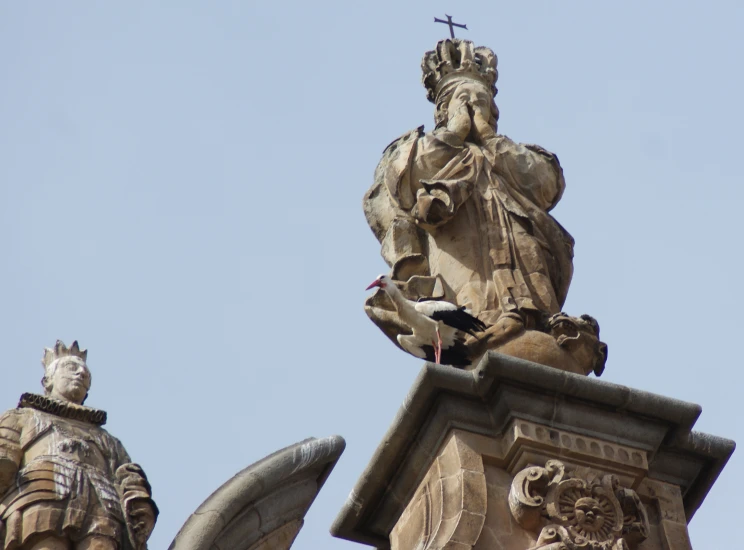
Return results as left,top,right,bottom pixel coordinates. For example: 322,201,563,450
0,410,124,523
23,420,110,472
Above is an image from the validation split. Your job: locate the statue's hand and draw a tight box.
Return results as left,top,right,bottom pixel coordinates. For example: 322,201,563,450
414,188,451,226
446,99,471,141
471,105,496,143
126,498,156,547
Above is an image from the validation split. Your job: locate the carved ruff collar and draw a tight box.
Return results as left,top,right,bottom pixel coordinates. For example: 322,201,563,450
18,393,107,426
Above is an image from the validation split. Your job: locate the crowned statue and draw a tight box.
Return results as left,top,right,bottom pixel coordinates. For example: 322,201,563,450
0,341,157,550
364,39,607,375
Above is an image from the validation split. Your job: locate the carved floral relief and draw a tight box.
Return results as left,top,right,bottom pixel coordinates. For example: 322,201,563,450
509,460,648,550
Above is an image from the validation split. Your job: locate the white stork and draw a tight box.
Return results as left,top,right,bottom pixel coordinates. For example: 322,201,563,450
366,274,486,367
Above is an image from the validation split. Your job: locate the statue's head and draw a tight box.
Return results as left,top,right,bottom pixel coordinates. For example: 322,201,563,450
443,80,499,131
421,39,499,130
573,496,605,533
41,340,91,405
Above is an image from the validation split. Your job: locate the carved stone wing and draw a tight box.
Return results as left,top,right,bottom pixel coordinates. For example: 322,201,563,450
168,435,345,550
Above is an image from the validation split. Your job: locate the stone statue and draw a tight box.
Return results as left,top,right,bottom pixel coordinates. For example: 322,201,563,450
0,341,157,550
364,38,607,375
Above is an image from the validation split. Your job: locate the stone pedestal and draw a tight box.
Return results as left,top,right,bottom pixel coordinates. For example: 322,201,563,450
331,354,734,550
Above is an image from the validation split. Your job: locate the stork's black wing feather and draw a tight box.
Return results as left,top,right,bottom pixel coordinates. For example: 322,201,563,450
430,307,487,336
419,340,472,368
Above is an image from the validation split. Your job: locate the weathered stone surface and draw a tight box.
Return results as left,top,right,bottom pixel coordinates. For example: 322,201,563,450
246,520,303,550
0,341,158,550
508,459,649,549
364,38,606,375
476,465,534,550
390,432,486,550
170,435,345,550
330,353,734,549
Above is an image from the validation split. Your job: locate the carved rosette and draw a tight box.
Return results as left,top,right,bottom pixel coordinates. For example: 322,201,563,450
509,460,648,550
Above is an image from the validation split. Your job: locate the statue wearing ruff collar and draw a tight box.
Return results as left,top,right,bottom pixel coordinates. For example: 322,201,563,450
364,39,607,375
0,341,157,550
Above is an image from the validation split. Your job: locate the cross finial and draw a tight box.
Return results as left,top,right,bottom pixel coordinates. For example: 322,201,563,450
434,14,468,39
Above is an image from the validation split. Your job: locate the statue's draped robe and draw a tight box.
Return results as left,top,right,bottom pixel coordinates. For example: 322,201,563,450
365,127,574,330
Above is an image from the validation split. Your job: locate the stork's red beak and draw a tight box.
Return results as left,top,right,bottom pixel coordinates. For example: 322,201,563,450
366,279,382,290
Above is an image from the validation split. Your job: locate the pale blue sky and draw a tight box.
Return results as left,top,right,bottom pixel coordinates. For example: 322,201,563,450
0,2,741,548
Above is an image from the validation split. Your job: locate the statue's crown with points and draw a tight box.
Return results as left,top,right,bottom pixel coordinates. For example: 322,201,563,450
42,340,88,369
422,39,498,103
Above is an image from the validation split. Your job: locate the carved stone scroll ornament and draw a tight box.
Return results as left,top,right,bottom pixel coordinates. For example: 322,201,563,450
509,460,649,550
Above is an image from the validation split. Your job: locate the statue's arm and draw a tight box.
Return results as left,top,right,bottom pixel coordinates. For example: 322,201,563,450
383,128,476,228
113,445,158,550
0,410,23,496
410,131,477,227
493,136,566,211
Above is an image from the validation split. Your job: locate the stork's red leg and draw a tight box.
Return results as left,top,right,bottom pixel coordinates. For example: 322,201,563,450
436,327,443,364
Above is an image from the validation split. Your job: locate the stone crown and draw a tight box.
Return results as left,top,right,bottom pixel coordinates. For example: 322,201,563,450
42,339,88,369
421,39,499,103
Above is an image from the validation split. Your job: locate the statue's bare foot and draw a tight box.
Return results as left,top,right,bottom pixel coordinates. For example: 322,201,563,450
465,313,524,357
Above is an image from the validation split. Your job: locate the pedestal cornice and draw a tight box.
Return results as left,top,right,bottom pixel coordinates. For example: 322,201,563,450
330,353,734,548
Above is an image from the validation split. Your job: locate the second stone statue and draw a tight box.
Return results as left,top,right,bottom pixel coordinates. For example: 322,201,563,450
0,341,157,550
364,38,607,375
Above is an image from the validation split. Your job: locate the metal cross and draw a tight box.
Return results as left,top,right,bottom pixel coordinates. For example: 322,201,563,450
434,14,468,39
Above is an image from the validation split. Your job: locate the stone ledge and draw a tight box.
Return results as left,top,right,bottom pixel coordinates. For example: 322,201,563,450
330,353,734,549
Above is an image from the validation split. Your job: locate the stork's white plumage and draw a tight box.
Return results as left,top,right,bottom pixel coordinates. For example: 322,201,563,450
366,274,486,366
